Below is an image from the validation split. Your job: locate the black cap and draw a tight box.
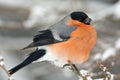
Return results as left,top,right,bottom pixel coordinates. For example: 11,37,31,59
70,11,92,25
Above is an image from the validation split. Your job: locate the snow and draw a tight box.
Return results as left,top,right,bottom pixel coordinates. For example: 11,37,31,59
94,78,103,80
0,61,4,66
115,38,120,49
23,6,47,29
103,67,107,72
101,48,116,61
8,76,14,80
0,56,4,60
93,53,102,60
106,72,114,80
0,56,4,66
62,67,73,78
78,70,92,80
79,69,89,76
113,0,120,19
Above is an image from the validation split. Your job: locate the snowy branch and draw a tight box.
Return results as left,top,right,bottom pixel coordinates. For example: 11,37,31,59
0,56,14,80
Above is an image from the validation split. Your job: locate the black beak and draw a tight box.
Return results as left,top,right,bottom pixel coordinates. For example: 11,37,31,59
84,17,92,25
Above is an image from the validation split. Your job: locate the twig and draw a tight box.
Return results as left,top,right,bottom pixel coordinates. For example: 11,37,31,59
96,61,114,80
0,56,14,80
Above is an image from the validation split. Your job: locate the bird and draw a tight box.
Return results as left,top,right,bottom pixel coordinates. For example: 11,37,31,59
8,11,97,76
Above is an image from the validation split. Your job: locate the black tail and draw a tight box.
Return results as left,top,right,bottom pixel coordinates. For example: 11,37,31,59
8,49,46,75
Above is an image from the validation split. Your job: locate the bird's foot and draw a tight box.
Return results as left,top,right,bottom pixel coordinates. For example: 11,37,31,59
63,64,73,70
63,60,83,78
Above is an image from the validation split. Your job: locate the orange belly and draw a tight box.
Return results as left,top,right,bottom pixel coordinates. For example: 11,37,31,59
49,26,96,64
49,38,94,64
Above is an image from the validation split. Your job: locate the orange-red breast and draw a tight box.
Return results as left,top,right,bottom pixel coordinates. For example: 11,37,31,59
8,11,97,75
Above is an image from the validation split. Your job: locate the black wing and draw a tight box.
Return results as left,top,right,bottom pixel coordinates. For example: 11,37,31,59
23,30,61,49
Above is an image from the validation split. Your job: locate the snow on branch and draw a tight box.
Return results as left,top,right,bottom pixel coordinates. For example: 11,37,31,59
1,54,120,80
0,56,14,80
96,62,114,80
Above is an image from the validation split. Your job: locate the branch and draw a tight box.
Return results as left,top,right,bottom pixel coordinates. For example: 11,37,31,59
0,56,14,80
96,61,114,80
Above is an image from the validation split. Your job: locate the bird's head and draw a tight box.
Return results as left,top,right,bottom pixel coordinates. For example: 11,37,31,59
67,11,92,26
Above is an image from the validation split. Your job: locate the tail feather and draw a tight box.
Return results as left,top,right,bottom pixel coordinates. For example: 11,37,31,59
9,61,28,75
8,49,46,75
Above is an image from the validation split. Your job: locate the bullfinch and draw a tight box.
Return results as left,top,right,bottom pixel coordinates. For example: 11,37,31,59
8,11,97,76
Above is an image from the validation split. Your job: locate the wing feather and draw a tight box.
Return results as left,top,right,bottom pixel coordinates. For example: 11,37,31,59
23,30,61,49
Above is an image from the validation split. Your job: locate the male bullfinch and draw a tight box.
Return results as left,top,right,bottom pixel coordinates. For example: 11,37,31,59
8,11,97,76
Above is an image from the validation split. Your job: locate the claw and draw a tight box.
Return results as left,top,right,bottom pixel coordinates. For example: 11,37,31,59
63,64,73,71
67,60,82,77
63,64,69,68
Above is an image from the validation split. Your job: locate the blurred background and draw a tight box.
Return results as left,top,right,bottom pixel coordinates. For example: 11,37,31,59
0,0,120,80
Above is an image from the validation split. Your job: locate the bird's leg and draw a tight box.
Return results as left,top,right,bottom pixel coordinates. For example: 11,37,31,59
63,63,75,72
63,60,83,77
63,62,76,70
67,60,82,77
